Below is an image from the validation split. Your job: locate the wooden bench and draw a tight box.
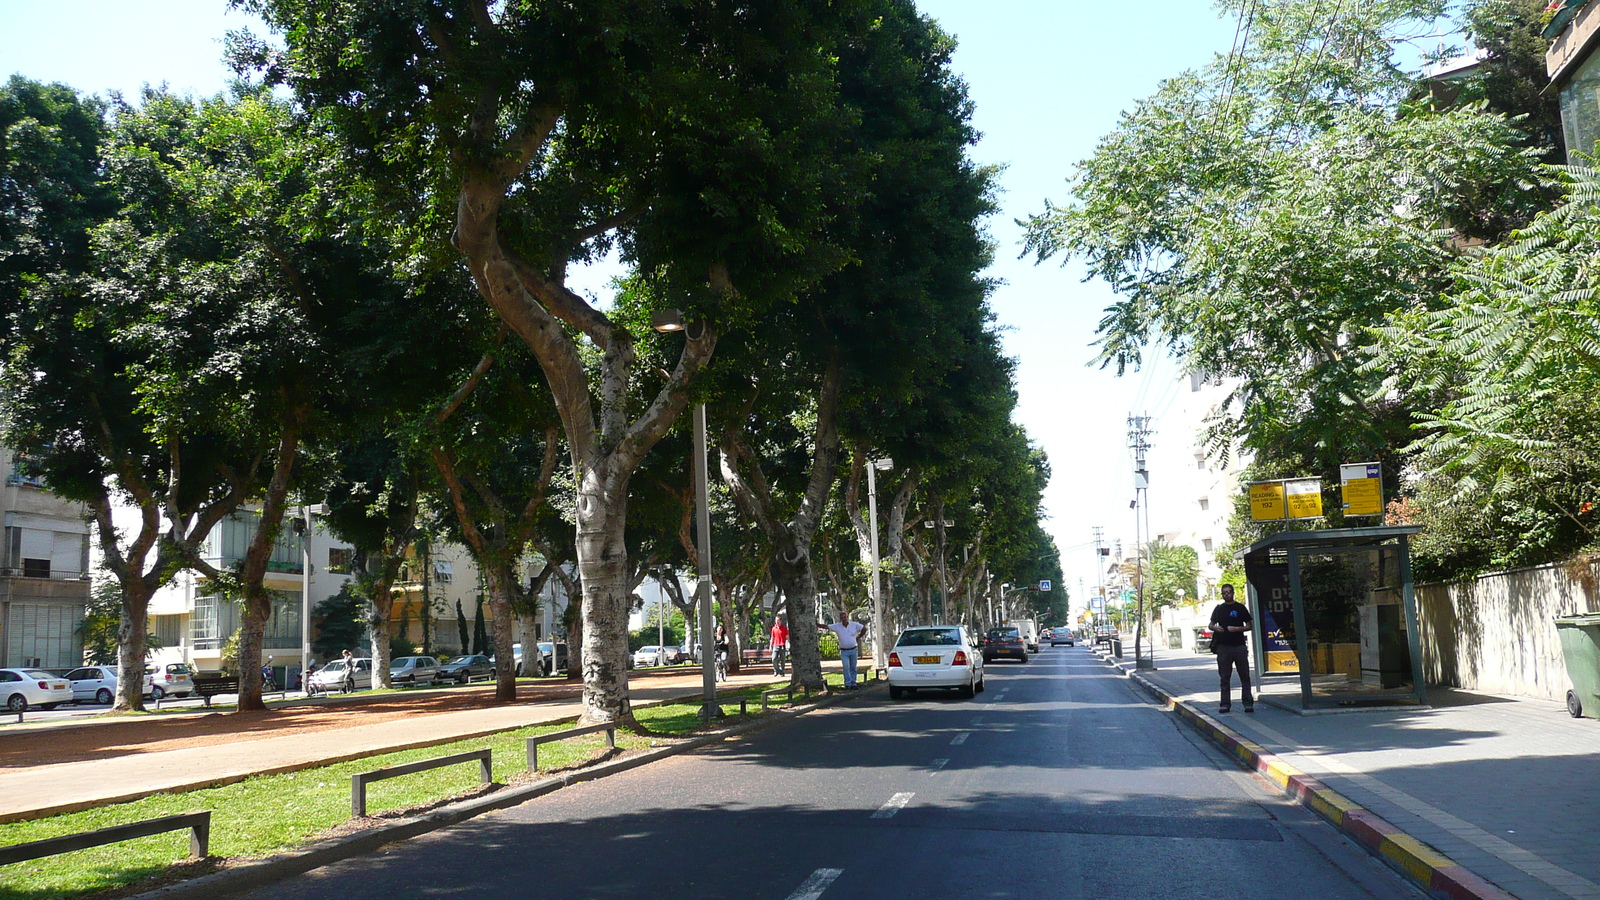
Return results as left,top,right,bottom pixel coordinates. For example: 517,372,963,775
741,646,775,666
191,676,239,708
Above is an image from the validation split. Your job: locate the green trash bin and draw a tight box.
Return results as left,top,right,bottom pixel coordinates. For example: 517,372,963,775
1554,614,1600,720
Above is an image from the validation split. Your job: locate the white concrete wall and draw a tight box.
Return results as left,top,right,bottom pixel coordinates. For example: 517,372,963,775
1416,561,1600,702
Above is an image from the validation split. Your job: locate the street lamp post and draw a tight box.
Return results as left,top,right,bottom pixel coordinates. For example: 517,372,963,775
866,457,893,669
653,309,719,719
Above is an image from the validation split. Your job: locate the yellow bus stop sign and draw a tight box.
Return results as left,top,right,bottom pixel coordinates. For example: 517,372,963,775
1340,462,1383,516
1249,482,1286,521
1285,478,1323,519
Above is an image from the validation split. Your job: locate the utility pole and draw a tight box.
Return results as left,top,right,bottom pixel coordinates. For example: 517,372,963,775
1092,525,1108,640
1128,414,1154,669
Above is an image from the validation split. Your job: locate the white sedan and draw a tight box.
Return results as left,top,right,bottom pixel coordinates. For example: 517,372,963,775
0,668,74,711
887,626,985,700
308,658,373,692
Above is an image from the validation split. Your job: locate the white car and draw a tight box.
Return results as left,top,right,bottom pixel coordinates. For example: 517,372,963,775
0,668,74,711
887,625,985,700
308,658,373,692
632,645,672,668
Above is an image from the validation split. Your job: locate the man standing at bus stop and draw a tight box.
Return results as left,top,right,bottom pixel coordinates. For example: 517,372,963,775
1209,584,1254,713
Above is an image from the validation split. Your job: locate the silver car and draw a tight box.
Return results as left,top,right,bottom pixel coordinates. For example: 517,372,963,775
389,656,440,685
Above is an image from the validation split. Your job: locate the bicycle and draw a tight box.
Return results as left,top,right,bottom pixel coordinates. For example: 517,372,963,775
714,649,729,683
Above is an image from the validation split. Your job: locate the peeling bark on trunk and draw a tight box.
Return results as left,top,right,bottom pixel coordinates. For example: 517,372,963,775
574,463,632,722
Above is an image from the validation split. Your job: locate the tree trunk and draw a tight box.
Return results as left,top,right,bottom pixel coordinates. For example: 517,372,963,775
368,565,398,690
236,585,272,711
114,591,151,712
484,563,520,701
772,541,825,691
574,463,633,723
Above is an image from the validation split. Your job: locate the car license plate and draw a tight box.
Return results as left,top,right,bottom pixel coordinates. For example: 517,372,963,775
913,656,940,664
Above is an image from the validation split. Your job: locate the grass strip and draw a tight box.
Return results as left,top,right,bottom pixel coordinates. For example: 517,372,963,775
0,674,850,900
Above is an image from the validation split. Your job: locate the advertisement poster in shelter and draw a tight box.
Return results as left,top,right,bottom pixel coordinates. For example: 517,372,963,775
1244,554,1299,673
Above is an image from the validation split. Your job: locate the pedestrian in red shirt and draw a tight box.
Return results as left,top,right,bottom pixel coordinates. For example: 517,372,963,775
770,615,789,676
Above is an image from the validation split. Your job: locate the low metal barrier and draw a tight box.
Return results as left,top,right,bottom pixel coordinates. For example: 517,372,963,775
351,748,492,817
526,722,616,771
760,684,813,710
0,811,210,865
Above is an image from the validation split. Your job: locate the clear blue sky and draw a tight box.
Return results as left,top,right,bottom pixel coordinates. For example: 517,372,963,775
1,1,1238,612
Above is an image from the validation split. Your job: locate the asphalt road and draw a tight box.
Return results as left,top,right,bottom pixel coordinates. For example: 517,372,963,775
236,646,1427,900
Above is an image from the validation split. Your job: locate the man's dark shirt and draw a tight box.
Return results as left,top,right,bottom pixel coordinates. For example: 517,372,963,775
1209,601,1252,647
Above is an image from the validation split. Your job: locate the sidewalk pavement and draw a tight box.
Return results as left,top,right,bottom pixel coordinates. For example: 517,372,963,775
1104,645,1600,900
0,665,817,825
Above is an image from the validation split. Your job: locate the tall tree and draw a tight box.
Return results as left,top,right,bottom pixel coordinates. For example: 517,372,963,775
240,0,860,724
1022,0,1546,488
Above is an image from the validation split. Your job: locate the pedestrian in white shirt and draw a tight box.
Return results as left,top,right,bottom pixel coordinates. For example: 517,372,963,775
824,610,866,690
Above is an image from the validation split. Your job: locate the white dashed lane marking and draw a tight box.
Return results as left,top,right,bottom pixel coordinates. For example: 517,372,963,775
871,792,915,819
785,868,844,900
950,732,969,745
929,758,949,774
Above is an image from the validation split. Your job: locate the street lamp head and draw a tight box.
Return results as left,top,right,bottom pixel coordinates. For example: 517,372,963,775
873,458,894,471
651,309,686,332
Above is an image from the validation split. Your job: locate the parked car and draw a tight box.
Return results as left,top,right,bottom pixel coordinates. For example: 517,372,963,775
437,654,495,684
632,645,675,668
1049,629,1076,647
65,665,125,704
147,662,194,699
887,626,985,700
535,641,569,676
389,656,441,685
0,668,73,711
982,625,1028,663
308,657,373,692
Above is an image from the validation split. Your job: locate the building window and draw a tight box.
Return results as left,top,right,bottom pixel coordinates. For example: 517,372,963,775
192,595,222,651
1196,453,1207,470
22,558,50,578
1198,497,1210,511
1203,538,1214,552
328,547,352,575
1189,371,1203,392
435,560,454,585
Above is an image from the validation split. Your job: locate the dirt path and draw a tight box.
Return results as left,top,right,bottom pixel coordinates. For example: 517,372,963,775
0,675,672,768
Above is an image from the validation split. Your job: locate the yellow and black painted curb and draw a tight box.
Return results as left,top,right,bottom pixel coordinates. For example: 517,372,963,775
1119,661,1516,900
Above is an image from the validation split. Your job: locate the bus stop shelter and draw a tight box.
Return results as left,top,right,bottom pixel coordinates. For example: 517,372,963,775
1237,525,1428,712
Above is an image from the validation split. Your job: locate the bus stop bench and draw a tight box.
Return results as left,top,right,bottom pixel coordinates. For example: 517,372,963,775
192,676,239,707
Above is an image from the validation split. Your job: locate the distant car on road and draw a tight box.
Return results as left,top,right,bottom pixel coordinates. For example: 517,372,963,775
1050,629,1075,647
389,656,440,685
982,626,1028,664
438,654,495,684
0,668,73,711
888,625,985,700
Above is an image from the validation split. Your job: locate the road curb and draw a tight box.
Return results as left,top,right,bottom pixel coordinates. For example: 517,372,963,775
1108,657,1515,900
126,683,874,900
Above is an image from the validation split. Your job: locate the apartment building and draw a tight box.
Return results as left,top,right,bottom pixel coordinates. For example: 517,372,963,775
0,447,92,668
1142,370,1249,602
